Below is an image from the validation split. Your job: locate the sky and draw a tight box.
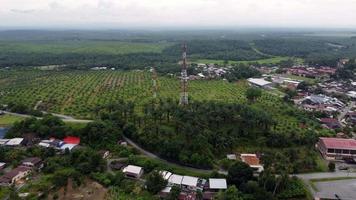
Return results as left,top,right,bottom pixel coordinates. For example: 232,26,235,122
1,0,356,29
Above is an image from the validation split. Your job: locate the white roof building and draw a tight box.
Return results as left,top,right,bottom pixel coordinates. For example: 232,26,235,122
168,174,184,185
5,138,24,146
226,154,237,160
181,176,199,187
347,91,356,99
0,139,9,145
0,162,6,168
60,144,77,151
122,165,143,177
247,78,272,87
159,170,173,180
209,178,227,190
38,142,51,148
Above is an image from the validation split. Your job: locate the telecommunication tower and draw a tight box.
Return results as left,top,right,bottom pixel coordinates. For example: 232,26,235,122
179,43,189,105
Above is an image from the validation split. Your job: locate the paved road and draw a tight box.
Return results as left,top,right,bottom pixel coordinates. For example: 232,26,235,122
296,171,356,199
123,136,214,174
314,179,356,200
338,101,355,125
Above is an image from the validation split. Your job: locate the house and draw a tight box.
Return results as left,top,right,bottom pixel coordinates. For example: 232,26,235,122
319,118,341,129
345,112,356,125
0,162,6,170
168,174,184,186
226,154,237,160
159,187,172,198
181,176,199,191
60,143,78,151
0,166,31,186
208,178,227,191
240,154,264,173
5,138,24,146
63,136,80,144
122,165,143,179
160,170,173,180
347,91,356,99
21,157,43,169
317,137,356,160
0,139,9,146
247,78,273,89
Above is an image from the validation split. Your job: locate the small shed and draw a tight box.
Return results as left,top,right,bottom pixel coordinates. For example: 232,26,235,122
122,165,143,179
209,178,227,190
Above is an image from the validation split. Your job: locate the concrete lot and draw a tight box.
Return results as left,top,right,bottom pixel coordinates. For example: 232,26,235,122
315,179,356,200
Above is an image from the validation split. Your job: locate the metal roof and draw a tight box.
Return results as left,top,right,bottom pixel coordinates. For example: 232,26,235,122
181,176,198,187
209,178,227,189
320,137,356,150
122,165,143,175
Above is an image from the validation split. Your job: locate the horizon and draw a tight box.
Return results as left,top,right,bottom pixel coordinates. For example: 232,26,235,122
2,0,356,29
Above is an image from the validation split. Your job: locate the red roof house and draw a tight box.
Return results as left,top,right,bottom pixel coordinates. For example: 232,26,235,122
317,137,356,160
63,136,80,145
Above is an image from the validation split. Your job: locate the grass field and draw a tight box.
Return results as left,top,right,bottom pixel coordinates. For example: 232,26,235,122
0,40,172,55
0,114,25,126
282,74,318,84
193,56,304,65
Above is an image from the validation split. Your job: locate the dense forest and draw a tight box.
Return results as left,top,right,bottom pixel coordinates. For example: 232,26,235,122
1,30,356,70
92,97,323,172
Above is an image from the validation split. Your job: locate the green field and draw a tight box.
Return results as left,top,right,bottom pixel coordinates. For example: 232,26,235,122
0,40,172,55
193,56,304,65
0,114,25,126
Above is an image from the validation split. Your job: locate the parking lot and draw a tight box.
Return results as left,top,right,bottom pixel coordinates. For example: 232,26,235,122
315,179,356,200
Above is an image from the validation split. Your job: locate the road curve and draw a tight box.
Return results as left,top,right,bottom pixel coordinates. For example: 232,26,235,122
122,135,214,174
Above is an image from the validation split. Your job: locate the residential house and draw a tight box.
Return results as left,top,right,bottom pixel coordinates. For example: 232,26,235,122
247,78,273,89
0,162,6,170
0,166,32,186
181,176,199,191
5,138,24,146
319,118,341,129
21,157,43,169
240,154,264,173
317,137,356,160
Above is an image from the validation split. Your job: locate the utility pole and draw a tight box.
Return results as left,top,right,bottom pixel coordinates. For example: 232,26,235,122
179,43,189,105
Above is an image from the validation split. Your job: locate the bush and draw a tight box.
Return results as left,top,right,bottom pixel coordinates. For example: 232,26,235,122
328,162,335,172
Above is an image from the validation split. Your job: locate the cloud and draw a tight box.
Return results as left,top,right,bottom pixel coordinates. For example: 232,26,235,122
10,9,37,14
1,0,356,28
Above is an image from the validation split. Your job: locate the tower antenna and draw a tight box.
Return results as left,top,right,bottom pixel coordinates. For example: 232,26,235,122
179,43,189,105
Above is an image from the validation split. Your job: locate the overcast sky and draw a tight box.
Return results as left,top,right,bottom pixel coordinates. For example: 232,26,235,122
1,0,356,29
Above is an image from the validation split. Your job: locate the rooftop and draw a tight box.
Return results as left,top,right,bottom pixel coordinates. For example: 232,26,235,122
5,138,24,146
122,165,142,175
63,136,80,144
181,176,199,187
241,154,261,166
22,157,42,165
247,78,272,87
319,137,356,150
168,174,184,185
209,178,227,190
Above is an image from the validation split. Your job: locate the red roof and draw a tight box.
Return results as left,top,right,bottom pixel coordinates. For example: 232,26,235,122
320,118,339,124
320,137,356,150
63,136,80,144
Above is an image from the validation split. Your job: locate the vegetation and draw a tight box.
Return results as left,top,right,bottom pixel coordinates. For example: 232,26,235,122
145,171,168,194
0,114,25,126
